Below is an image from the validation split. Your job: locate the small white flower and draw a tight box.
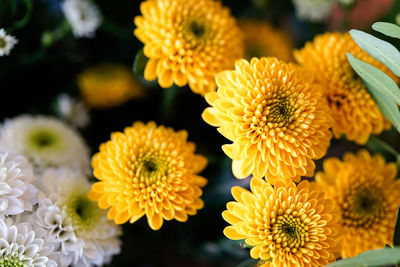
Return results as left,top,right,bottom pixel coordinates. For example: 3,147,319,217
0,151,38,216
61,0,102,38
32,168,121,267
0,214,58,267
0,115,90,174
57,94,90,128
0,28,18,56
292,0,338,22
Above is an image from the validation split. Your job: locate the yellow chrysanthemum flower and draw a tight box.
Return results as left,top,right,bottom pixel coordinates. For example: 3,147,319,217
134,0,244,96
223,177,341,266
294,32,396,144
78,63,144,109
89,121,208,230
202,57,333,184
239,20,293,62
315,150,400,258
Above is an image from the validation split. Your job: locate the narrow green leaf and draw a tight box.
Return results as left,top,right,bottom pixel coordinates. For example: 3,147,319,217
346,53,400,105
160,85,179,123
366,136,398,157
366,80,400,133
349,29,400,77
12,0,33,30
394,205,400,246
373,22,400,39
326,247,400,267
132,49,148,76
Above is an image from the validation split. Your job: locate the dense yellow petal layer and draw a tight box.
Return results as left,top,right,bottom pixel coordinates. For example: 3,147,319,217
89,121,208,231
134,0,244,96
315,149,400,258
294,32,396,144
203,57,333,183
223,177,341,266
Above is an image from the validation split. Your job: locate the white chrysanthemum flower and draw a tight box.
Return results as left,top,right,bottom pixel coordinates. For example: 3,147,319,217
57,94,90,128
292,0,338,22
0,28,18,57
0,214,58,266
32,168,121,267
0,151,38,216
0,115,90,174
61,0,102,38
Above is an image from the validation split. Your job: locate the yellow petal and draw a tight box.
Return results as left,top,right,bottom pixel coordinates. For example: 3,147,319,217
222,210,242,225
232,160,251,179
223,226,245,240
115,210,130,224
147,212,164,230
144,58,158,80
129,210,146,224
202,108,221,127
158,69,173,88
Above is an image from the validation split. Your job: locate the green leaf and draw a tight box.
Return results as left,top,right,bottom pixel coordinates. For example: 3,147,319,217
366,136,398,157
349,29,400,77
373,22,400,39
326,247,400,267
12,0,33,30
366,80,400,133
132,49,148,76
346,53,400,105
394,205,400,246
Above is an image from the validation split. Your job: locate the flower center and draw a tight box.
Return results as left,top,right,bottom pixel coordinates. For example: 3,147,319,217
143,159,158,173
270,214,309,250
342,187,383,227
249,94,298,139
27,128,59,150
183,19,209,44
80,11,87,21
67,193,100,231
189,21,206,38
0,37,6,49
327,92,346,109
136,155,168,185
0,255,27,267
270,98,293,124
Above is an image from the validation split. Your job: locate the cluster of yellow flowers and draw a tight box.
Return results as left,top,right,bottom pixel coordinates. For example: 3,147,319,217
85,0,400,266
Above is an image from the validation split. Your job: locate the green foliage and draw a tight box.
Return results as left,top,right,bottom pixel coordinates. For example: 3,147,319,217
346,53,400,105
366,80,400,133
349,29,400,77
366,136,399,157
12,0,33,30
346,53,400,132
372,22,400,39
347,23,400,134
0,0,33,31
326,247,400,267
344,22,400,266
132,49,148,76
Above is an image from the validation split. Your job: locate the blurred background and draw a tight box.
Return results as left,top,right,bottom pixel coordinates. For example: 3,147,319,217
0,0,400,266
